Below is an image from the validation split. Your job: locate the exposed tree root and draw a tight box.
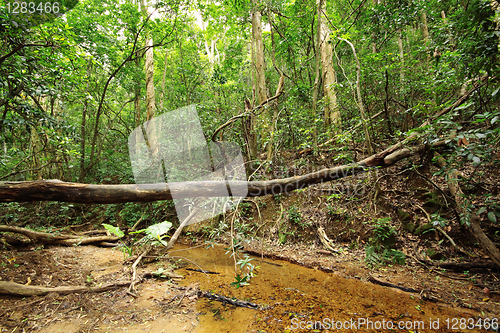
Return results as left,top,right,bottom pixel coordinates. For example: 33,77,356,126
435,153,500,268
0,225,120,246
0,281,131,297
316,227,340,254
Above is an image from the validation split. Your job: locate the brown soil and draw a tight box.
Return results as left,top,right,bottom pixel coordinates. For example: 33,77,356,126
0,245,199,332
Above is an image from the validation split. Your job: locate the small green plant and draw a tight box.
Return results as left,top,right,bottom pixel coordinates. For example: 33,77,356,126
288,205,309,228
364,217,406,267
151,267,170,279
102,223,125,237
231,254,257,288
231,274,250,288
130,221,172,247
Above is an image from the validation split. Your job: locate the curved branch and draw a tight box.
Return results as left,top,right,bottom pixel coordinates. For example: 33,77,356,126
211,80,284,142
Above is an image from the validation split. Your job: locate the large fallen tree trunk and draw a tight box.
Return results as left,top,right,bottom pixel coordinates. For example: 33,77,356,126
0,139,448,203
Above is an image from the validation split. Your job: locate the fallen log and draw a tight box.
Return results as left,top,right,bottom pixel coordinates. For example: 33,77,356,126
0,139,449,203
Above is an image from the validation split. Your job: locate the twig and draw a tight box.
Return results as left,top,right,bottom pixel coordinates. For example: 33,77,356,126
127,245,150,296
165,205,201,251
414,203,461,252
412,168,449,207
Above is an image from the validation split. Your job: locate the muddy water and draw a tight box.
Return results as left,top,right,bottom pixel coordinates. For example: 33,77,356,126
173,244,484,333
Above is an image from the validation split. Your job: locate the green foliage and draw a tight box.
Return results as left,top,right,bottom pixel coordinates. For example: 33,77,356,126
230,254,257,288
288,205,308,228
102,223,124,237
131,221,172,247
365,218,406,267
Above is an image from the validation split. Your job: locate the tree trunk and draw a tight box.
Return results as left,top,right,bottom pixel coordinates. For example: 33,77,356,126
421,10,430,42
311,0,322,149
318,0,341,134
159,49,168,111
252,0,267,106
143,38,155,121
397,29,404,88
79,61,91,183
248,0,267,162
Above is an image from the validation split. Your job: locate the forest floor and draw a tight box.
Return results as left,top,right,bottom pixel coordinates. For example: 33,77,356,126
0,238,498,332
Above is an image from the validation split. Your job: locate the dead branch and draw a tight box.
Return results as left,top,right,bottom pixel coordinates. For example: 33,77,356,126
211,79,284,142
127,245,150,297
368,275,420,293
0,225,120,246
0,281,131,297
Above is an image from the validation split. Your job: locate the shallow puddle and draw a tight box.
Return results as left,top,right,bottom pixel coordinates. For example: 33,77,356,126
173,243,487,332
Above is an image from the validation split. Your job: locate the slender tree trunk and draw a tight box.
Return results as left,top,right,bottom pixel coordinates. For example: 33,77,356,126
79,61,91,182
397,29,404,87
141,0,155,121
318,0,341,134
133,55,141,128
159,50,168,111
248,0,267,162
371,0,379,53
340,38,372,155
421,11,430,42
144,37,155,121
265,11,281,163
30,126,42,180
311,0,322,148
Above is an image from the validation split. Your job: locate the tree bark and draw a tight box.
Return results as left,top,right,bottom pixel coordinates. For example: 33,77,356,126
421,10,430,42
311,0,322,149
79,61,91,182
251,0,269,159
141,0,155,121
159,49,168,111
318,0,341,134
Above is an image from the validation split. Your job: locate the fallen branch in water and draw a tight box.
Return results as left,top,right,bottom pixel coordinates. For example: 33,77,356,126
368,275,420,293
199,291,260,309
